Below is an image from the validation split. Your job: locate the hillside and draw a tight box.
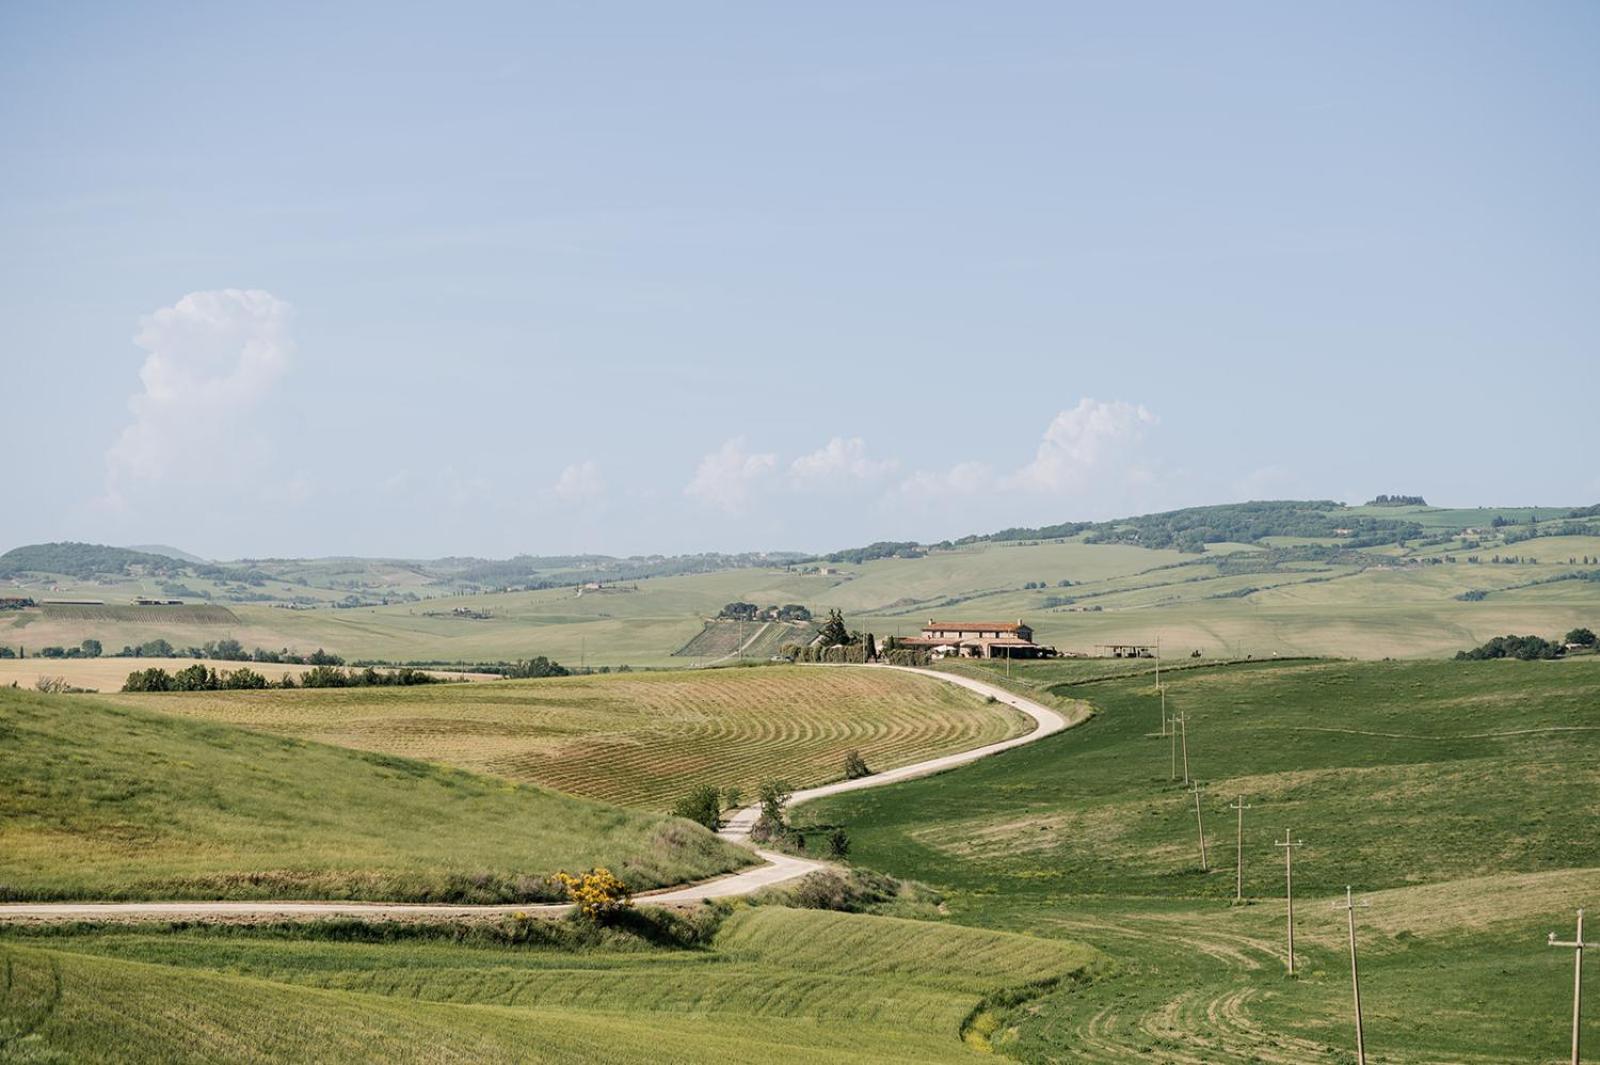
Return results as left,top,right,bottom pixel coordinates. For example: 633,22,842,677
0,907,1101,1063
801,656,1600,1061
0,688,750,902
97,666,1027,811
6,501,1598,664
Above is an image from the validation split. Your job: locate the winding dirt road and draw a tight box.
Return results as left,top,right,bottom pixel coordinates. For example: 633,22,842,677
0,664,1083,922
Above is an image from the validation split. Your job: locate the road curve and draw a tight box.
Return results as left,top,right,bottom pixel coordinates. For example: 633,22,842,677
0,665,1084,922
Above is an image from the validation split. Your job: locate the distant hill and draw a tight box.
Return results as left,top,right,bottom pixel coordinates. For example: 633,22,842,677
126,543,208,564
0,541,186,579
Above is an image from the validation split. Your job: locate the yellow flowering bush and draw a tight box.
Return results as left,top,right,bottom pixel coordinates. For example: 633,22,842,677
552,867,632,921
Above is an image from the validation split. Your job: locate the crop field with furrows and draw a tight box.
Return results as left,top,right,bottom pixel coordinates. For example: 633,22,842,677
0,688,749,902
99,665,1029,810
0,907,1103,1064
801,657,1600,1061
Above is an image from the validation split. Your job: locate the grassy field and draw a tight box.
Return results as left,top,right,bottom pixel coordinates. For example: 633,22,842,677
0,906,1102,1063
799,657,1600,1061
94,665,1028,811
9,522,1598,665
0,688,749,903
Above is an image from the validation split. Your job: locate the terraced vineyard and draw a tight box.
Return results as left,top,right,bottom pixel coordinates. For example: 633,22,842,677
100,665,1030,810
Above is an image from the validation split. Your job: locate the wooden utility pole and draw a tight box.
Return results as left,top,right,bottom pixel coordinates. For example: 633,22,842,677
1190,783,1209,871
1179,712,1192,786
1228,796,1252,901
1169,711,1181,781
1276,830,1304,974
1333,886,1371,1065
1548,909,1588,1065
1156,637,1168,738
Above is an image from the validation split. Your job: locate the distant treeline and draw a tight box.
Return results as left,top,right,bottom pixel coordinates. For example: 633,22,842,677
1366,495,1427,506
121,663,453,692
812,500,1433,562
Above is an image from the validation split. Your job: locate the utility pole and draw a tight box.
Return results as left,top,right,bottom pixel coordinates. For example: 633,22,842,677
1169,711,1181,781
1228,796,1253,901
1548,909,1588,1065
1155,635,1164,736
1179,712,1192,786
1190,783,1209,871
1333,886,1371,1065
1276,830,1304,975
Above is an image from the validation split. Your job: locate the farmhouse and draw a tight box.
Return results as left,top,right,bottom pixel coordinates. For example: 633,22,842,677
899,619,1053,659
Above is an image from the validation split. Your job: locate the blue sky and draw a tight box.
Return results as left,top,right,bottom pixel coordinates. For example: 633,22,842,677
3,2,1596,559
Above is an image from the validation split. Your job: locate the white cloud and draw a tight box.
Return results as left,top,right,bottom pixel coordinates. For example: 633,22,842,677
894,460,993,504
104,289,294,504
553,460,605,502
790,436,899,487
1008,399,1157,493
684,438,777,513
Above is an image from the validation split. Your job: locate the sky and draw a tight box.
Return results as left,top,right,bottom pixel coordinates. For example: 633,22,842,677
2,2,1596,560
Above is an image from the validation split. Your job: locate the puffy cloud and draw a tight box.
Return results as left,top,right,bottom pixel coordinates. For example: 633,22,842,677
104,289,294,503
1008,399,1157,493
553,460,605,501
790,436,899,487
894,460,993,503
684,438,777,513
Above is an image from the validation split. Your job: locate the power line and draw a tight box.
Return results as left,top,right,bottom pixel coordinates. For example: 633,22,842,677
1228,796,1253,902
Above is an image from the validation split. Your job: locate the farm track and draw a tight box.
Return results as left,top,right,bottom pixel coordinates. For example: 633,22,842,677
0,665,1081,922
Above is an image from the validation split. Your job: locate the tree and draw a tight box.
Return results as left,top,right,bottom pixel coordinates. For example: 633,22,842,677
307,648,344,666
863,633,877,662
819,609,850,647
137,638,174,658
752,779,793,841
843,749,871,780
80,638,102,658
220,666,268,690
670,784,724,831
1566,627,1597,648
719,602,758,621
122,667,174,692
827,828,851,859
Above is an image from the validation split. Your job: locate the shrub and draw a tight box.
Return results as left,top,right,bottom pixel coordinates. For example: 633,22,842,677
1566,627,1597,648
827,828,851,858
552,867,632,922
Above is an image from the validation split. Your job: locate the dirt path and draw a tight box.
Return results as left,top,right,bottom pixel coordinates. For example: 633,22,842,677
0,664,1082,922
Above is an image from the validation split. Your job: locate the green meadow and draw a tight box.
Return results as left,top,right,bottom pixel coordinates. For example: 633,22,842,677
800,657,1600,1061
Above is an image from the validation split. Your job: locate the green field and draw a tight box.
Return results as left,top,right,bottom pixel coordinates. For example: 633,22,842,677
0,688,748,902
799,657,1600,1061
95,665,1027,811
0,906,1102,1063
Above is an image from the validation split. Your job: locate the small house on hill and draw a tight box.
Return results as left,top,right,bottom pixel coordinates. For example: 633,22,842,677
899,619,1053,659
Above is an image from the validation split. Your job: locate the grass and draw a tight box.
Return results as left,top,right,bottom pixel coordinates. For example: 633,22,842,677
799,657,1600,1061
0,906,1102,1063
94,665,1029,811
0,687,749,902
